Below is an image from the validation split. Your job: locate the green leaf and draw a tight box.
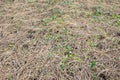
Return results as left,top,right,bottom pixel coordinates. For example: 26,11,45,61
89,41,96,47
9,43,14,48
113,14,120,28
90,61,96,69
52,14,58,20
59,62,64,70
64,0,71,5
67,53,74,58
42,18,51,26
94,6,103,16
64,45,73,51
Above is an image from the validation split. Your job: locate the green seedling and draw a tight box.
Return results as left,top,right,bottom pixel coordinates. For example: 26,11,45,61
90,61,96,69
59,56,68,71
64,45,73,55
97,34,105,40
42,8,62,26
92,6,103,22
113,14,120,28
94,6,103,16
89,41,97,47
63,27,68,34
48,52,55,59
42,18,51,26
9,43,15,48
59,45,73,71
92,72,97,80
82,48,87,52
59,61,65,70
51,8,62,20
54,45,62,49
51,14,58,20
64,0,72,5
48,52,52,58
64,45,73,51
59,53,81,71
64,45,81,60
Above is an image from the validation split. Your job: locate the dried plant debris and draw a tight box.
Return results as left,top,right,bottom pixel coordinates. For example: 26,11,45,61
0,0,120,80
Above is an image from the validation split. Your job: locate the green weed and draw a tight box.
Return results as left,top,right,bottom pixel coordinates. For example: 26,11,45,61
51,8,62,20
113,14,120,28
42,8,62,26
59,61,65,70
42,18,52,26
8,43,15,48
64,45,73,56
92,72,97,80
90,61,96,69
89,41,97,47
63,0,72,5
94,6,103,16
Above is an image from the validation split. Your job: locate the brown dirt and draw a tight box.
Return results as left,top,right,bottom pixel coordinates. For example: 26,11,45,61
0,0,120,80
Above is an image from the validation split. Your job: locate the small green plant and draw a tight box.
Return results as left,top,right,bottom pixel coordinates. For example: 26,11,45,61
113,14,120,28
54,45,62,49
90,61,96,69
59,55,69,71
92,72,97,80
9,43,15,48
64,45,73,55
51,8,62,20
94,6,103,16
59,61,65,70
59,44,81,71
59,53,81,71
97,34,105,40
42,8,62,26
64,0,72,5
48,52,55,59
51,14,58,20
92,6,104,22
89,41,97,47
42,18,51,26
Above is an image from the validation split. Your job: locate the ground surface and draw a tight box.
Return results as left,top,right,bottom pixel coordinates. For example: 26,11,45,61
0,0,120,80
